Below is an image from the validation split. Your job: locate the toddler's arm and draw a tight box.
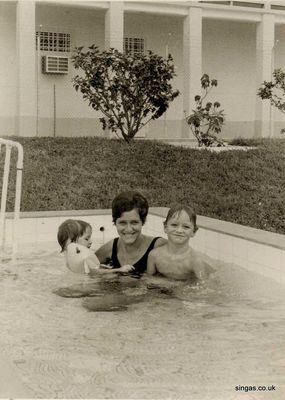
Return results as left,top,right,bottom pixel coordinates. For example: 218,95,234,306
85,253,101,271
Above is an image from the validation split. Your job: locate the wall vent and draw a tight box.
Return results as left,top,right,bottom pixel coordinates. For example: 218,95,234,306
42,55,69,74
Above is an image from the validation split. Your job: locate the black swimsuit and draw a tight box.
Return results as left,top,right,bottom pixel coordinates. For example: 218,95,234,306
111,237,160,275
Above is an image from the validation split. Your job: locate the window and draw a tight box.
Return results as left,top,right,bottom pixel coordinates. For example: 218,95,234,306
199,1,231,4
124,37,144,56
36,31,71,52
199,0,264,7
271,4,285,11
232,1,264,7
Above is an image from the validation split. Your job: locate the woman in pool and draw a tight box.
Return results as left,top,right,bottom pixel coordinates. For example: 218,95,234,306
95,191,166,276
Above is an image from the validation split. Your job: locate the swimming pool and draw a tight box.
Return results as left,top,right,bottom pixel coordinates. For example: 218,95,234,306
1,209,285,399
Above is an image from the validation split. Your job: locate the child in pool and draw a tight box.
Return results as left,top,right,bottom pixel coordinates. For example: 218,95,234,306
147,205,213,281
57,219,134,275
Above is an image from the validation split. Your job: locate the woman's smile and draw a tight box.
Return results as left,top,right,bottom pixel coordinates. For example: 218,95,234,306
123,232,136,238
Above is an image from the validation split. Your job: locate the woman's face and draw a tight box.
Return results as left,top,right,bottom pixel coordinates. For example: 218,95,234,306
115,209,143,245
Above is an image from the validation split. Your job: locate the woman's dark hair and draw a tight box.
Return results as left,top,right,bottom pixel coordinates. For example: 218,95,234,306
112,191,149,224
164,204,198,233
57,219,91,252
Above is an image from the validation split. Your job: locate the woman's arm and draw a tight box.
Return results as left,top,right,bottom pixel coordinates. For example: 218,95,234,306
94,239,133,274
92,264,134,275
95,240,114,263
147,251,158,275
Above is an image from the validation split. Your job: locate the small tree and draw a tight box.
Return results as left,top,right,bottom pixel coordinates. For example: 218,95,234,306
72,45,179,143
258,68,285,133
185,74,225,147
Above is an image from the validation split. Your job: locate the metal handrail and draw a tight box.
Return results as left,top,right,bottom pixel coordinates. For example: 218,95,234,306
0,139,23,258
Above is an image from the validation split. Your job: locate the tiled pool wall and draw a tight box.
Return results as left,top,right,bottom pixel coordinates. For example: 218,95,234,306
3,208,285,285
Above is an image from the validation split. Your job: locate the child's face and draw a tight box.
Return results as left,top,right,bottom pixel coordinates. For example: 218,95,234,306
164,210,195,244
77,226,92,248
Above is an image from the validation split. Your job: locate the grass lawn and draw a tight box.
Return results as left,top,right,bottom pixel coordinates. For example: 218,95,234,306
1,136,285,234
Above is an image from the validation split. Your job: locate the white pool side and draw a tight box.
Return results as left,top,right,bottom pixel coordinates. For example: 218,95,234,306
3,207,285,285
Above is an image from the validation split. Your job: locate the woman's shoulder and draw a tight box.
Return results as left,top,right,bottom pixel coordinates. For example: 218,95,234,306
141,235,166,247
153,237,167,248
149,244,164,257
95,238,115,262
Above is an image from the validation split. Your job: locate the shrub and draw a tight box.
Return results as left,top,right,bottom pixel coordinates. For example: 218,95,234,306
72,46,179,143
185,74,225,147
258,68,285,134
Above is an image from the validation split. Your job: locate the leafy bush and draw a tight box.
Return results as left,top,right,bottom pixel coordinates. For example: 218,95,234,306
258,68,285,134
72,46,179,143
185,74,225,147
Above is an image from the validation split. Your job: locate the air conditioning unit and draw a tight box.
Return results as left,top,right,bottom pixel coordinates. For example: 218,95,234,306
42,55,69,74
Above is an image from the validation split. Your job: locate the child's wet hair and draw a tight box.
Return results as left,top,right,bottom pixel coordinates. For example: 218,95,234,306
112,191,149,224
164,204,198,233
57,219,91,252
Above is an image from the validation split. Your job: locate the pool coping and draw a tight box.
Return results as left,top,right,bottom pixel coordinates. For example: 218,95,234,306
5,207,285,251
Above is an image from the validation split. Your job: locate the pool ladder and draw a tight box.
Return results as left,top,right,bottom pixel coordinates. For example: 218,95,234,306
0,138,23,259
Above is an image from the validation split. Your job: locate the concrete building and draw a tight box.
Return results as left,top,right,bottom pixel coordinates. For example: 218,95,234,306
1,0,285,141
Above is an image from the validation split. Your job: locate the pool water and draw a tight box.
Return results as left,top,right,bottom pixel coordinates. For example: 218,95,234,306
0,247,285,399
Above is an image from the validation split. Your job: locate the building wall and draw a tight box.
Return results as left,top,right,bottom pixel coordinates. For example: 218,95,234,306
203,19,257,139
36,4,105,137
1,2,285,140
0,2,16,136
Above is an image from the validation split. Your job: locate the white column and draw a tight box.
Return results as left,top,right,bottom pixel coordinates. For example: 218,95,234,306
16,0,37,136
105,1,124,51
255,14,275,137
183,6,202,138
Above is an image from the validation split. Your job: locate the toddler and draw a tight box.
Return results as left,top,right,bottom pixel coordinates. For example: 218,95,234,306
147,205,213,281
57,219,134,275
